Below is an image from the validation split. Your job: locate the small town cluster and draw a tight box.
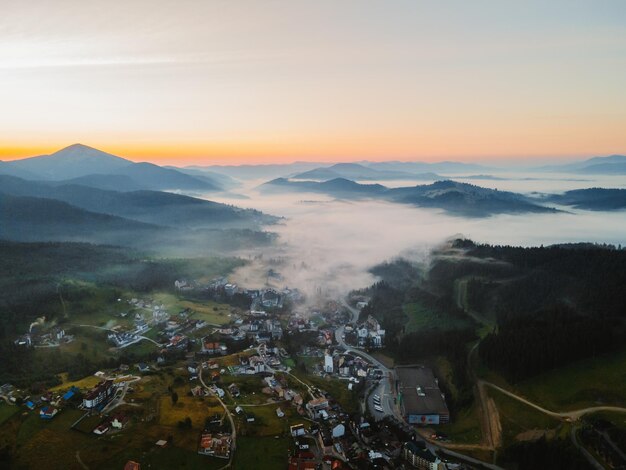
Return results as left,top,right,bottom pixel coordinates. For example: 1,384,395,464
2,275,467,470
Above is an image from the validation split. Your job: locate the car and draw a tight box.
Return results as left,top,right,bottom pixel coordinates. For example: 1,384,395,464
373,399,381,406
373,394,380,400
374,405,384,412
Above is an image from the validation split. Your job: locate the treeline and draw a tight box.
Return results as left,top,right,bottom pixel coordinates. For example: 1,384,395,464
458,240,626,317
0,241,244,339
359,281,407,341
499,437,594,470
436,240,626,382
479,306,623,383
0,339,154,389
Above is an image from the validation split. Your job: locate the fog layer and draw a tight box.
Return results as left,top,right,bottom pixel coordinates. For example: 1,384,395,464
204,176,626,299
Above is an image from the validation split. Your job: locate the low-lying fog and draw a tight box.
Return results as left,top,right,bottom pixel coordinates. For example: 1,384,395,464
336,172,626,193
203,174,626,300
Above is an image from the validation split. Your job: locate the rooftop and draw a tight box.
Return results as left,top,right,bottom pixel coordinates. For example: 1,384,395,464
396,367,448,416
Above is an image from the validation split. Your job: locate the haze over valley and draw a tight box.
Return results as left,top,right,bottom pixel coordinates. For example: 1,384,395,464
2,2,626,469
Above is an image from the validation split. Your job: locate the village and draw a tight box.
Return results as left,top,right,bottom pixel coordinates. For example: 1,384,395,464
1,275,467,470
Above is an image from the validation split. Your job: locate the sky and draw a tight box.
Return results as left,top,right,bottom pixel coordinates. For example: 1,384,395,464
1,0,625,165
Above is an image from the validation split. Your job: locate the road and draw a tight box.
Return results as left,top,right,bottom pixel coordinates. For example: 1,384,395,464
570,426,605,470
482,380,626,421
199,367,236,470
336,300,506,469
335,301,397,419
101,375,141,413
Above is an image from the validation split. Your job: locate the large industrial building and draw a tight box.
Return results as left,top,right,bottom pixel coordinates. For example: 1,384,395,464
395,366,449,425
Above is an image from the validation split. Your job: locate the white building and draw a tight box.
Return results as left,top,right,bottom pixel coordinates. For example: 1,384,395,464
324,354,334,374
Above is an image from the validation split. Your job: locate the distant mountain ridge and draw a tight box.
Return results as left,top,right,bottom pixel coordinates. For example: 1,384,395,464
0,192,275,254
262,177,557,216
538,154,626,174
0,175,276,229
291,162,442,181
1,144,223,191
542,188,626,210
200,160,488,180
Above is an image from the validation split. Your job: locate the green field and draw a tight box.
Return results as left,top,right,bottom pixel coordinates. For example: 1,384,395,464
0,404,19,426
233,436,290,470
152,293,232,326
515,349,626,411
403,301,471,332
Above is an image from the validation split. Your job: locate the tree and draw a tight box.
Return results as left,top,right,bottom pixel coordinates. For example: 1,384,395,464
171,391,178,405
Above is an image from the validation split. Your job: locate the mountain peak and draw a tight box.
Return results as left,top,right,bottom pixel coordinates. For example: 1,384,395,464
8,143,132,180
50,143,128,162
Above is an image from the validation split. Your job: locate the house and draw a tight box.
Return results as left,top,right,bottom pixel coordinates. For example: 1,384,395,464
124,461,141,470
39,406,58,419
227,383,240,398
290,424,306,437
202,340,227,355
137,363,150,373
175,279,193,291
62,387,78,401
198,432,231,459
224,283,238,297
246,413,256,423
332,423,345,438
111,414,129,429
306,397,329,419
261,289,281,308
93,423,109,435
357,327,369,347
167,334,188,351
324,354,334,374
276,407,285,418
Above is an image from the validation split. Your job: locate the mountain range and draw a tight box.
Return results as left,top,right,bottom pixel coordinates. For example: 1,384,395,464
538,154,626,174
262,178,558,216
194,160,489,180
0,175,275,229
290,163,442,181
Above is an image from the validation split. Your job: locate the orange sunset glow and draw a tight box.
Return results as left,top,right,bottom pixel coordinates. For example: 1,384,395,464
1,1,625,165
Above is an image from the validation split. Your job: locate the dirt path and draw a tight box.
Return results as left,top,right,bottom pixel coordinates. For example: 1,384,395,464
75,451,89,470
481,381,626,421
199,368,236,469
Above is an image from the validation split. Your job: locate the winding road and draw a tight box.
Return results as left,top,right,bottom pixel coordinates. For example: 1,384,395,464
481,380,626,421
198,367,236,470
